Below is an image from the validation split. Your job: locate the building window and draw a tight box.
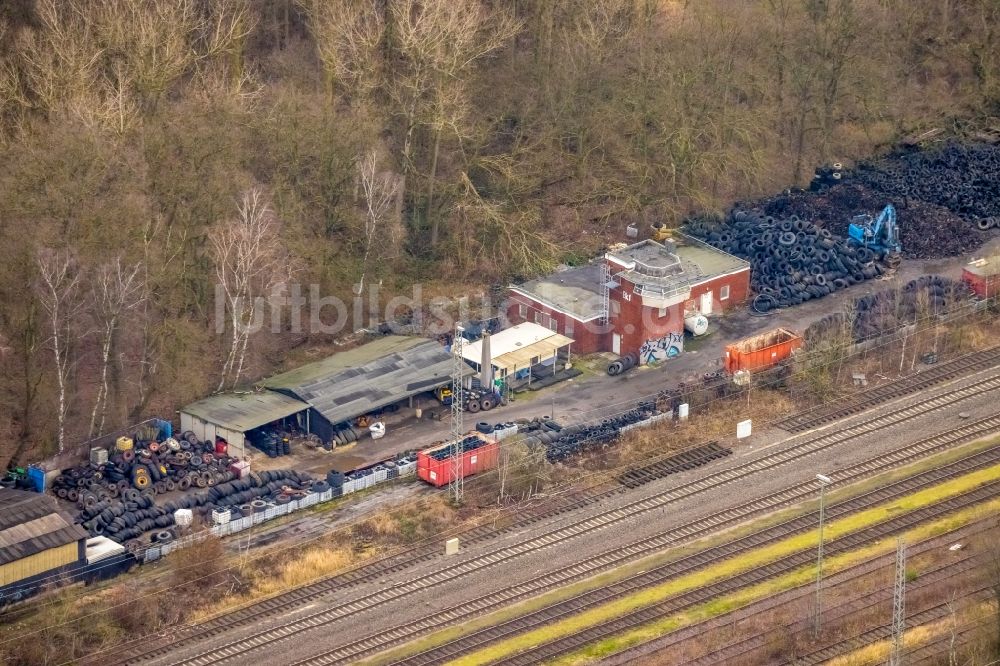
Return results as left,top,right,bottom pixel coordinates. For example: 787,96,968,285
658,307,667,318
720,285,730,301
565,320,574,337
548,318,558,331
518,303,526,318
611,300,621,315
534,312,542,324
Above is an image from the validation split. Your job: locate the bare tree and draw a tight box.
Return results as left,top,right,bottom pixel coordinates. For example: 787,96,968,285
388,0,521,246
89,258,144,437
356,150,400,295
16,0,102,114
211,187,286,391
300,0,384,101
36,249,84,452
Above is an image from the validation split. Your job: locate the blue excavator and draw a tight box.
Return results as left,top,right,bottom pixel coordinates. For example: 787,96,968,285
848,204,902,268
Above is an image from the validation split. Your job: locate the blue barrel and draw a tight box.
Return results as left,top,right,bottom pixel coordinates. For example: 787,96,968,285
27,465,46,493
154,418,173,440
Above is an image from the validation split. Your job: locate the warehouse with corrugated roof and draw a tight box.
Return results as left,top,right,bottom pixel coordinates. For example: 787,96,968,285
0,489,88,602
180,335,467,451
264,335,465,444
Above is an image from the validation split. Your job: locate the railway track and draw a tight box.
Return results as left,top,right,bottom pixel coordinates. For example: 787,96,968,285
484,479,1000,666
789,586,993,666
108,442,729,664
129,375,1000,666
776,345,1000,433
617,442,730,488
675,540,984,665
282,423,1000,666
907,613,992,665
324,447,1000,666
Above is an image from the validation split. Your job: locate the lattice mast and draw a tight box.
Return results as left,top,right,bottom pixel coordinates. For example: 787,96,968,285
889,537,907,666
450,325,465,503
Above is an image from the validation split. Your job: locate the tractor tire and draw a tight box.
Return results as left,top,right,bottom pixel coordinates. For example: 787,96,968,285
466,400,481,413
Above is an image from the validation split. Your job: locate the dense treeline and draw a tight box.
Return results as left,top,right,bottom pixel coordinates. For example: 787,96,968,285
0,0,998,462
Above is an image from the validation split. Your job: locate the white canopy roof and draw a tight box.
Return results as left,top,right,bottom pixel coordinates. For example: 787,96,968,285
462,322,573,373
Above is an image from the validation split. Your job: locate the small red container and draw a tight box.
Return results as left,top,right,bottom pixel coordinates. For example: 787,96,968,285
418,434,499,487
215,439,229,456
725,327,802,373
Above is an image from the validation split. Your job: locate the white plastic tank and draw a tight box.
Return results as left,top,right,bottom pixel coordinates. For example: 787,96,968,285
684,312,709,336
173,509,193,527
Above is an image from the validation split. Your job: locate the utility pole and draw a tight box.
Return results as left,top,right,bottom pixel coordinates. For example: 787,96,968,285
450,325,466,503
889,537,907,666
814,473,832,638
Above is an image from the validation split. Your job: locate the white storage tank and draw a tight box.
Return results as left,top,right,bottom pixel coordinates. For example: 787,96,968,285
684,312,709,336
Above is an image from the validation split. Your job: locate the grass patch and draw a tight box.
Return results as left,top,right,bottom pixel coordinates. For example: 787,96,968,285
366,435,1000,665
443,463,1000,666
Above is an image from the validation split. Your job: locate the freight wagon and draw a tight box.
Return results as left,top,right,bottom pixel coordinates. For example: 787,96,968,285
724,327,802,373
417,433,499,487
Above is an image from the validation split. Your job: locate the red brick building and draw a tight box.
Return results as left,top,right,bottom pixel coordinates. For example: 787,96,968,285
507,236,750,363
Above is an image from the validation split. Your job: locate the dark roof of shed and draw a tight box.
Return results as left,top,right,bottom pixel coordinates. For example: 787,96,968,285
0,489,87,566
263,336,471,426
180,391,309,433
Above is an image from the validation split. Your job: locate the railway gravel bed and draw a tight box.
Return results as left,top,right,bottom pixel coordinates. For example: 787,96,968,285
487,479,1000,666
328,446,1000,666
790,587,992,666
626,522,988,666
776,346,1000,433
146,379,1000,666
120,361,1000,666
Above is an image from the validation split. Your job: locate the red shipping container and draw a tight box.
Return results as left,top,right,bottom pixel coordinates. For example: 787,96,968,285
418,434,500,487
724,327,802,373
962,259,1000,299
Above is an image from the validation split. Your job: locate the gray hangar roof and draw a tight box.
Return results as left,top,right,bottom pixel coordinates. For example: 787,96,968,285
0,489,87,566
180,391,310,433
263,335,469,426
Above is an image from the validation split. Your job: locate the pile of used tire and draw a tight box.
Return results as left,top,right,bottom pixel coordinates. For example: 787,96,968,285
607,352,639,376
250,431,291,457
78,469,322,547
848,142,1000,227
685,209,886,312
512,400,659,463
757,183,982,260
51,430,240,508
805,275,972,344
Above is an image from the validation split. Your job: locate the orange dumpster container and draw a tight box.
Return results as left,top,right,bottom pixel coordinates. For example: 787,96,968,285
724,328,802,373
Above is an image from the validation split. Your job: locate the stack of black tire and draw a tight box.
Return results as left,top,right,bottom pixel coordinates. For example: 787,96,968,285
250,432,291,458
511,400,659,463
685,209,886,312
331,426,364,447
77,469,323,549
79,491,174,545
848,142,1000,227
607,353,639,376
51,431,239,509
806,275,973,344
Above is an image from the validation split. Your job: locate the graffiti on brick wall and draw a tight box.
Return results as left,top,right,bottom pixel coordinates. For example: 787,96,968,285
640,331,684,364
